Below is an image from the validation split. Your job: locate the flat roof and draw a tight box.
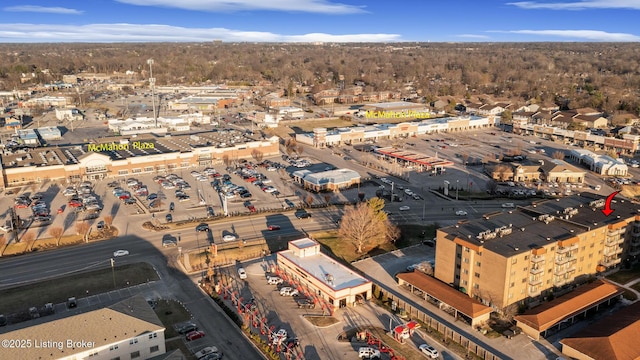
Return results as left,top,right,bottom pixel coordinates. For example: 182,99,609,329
278,243,371,292
290,238,317,249
375,147,454,169
515,279,623,332
440,194,640,258
397,271,492,319
559,301,640,360
303,168,360,185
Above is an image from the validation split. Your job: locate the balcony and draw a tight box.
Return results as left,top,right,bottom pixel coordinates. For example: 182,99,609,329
554,266,576,276
529,277,543,286
605,237,624,247
530,267,544,275
531,256,546,264
528,287,542,297
607,228,625,237
605,247,624,256
554,277,569,286
555,256,577,265
557,244,578,254
601,258,622,267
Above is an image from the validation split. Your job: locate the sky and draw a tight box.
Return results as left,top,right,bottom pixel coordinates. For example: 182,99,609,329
0,0,638,43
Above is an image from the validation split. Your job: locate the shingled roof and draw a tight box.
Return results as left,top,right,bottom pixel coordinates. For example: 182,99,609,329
396,271,492,319
514,279,622,332
560,301,640,360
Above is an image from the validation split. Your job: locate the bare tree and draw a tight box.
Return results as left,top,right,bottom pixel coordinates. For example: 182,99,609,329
76,222,90,236
552,151,565,160
24,232,36,252
304,194,314,206
222,154,231,167
323,194,331,204
103,215,113,229
338,201,399,254
251,149,264,163
486,179,499,194
49,226,64,246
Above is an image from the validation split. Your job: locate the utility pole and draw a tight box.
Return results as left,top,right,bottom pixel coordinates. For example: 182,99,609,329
147,59,157,127
110,258,116,288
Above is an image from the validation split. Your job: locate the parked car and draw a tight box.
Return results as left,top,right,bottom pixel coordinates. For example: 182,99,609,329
297,298,315,309
267,276,283,285
186,330,206,341
195,346,221,360
223,234,237,242
358,347,381,359
280,287,299,296
177,322,198,334
296,212,311,219
165,214,172,223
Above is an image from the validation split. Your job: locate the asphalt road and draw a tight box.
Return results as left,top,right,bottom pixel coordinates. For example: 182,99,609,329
0,234,265,360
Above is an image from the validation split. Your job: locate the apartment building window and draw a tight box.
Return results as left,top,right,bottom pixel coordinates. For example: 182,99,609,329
118,170,128,175
463,258,469,264
523,267,528,271
148,333,157,339
131,351,140,359
522,278,527,283
474,272,480,278
455,275,460,279
589,253,593,258
551,247,555,251
524,255,529,260
508,293,513,299
463,269,469,275
462,280,468,286
168,164,177,169
464,247,470,252
132,168,142,174
510,282,515,288
590,243,595,248
473,283,479,289
129,338,138,345
476,261,481,267
581,246,586,250
109,345,119,351
143,166,154,172
511,258,517,264
580,256,584,261
150,345,159,353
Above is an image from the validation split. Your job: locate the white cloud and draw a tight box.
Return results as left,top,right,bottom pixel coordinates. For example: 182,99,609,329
115,0,366,14
4,5,83,14
456,34,490,39
0,23,400,42
493,29,640,41
507,0,640,10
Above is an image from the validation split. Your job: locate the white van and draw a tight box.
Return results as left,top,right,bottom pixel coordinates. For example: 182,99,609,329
267,276,283,285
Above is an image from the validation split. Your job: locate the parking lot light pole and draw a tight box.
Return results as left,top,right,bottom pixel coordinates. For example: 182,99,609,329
456,179,459,201
110,258,116,289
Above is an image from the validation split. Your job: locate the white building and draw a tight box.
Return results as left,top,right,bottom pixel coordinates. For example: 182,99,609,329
55,108,83,121
275,106,304,119
569,149,629,176
0,296,166,360
277,238,372,309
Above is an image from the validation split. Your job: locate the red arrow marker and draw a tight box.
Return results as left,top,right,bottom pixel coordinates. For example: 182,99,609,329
602,191,620,216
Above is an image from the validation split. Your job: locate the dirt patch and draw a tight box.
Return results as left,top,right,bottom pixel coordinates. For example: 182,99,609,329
154,299,193,339
303,315,340,327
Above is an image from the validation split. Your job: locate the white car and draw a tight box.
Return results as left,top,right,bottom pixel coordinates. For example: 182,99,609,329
113,250,129,257
222,234,237,242
279,287,299,296
195,346,220,359
237,268,247,279
419,344,439,358
455,210,468,216
404,188,413,195
399,206,410,211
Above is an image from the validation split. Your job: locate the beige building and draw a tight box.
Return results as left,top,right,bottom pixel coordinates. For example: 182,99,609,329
539,159,585,183
433,194,638,312
0,296,165,360
277,238,372,309
1,132,280,187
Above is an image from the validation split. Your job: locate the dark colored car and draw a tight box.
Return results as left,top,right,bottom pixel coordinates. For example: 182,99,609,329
177,322,198,334
268,225,281,231
296,298,315,309
196,223,210,232
169,202,175,211
296,212,311,219
166,214,172,223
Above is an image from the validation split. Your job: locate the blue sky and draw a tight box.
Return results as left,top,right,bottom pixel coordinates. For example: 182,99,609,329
0,0,638,42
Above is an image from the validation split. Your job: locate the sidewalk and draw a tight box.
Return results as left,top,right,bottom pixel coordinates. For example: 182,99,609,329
606,276,640,300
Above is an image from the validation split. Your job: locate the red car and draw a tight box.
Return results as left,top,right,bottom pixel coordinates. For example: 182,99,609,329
118,194,131,200
14,203,29,209
268,225,281,231
68,201,83,208
185,330,205,341
247,205,256,213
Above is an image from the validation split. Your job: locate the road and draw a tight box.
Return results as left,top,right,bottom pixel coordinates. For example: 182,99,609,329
0,233,264,360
